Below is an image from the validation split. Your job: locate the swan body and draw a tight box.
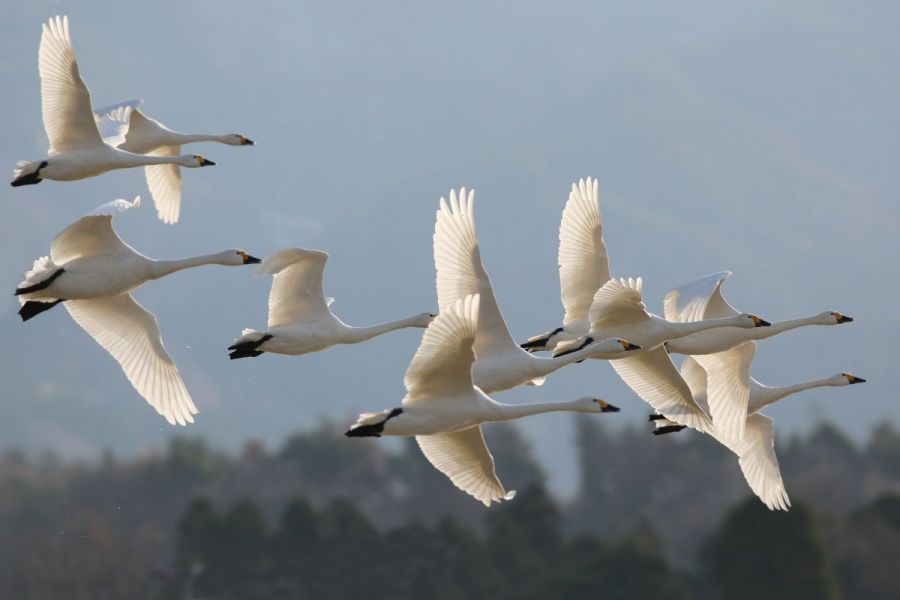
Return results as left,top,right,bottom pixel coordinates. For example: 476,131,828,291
652,356,865,511
15,196,260,425
346,294,620,506
228,248,434,359
94,99,253,223
11,17,215,191
663,271,853,440
433,188,640,395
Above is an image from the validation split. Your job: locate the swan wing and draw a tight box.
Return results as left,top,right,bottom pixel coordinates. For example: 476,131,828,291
258,248,331,328
65,294,197,426
39,16,104,153
588,277,650,330
611,347,714,433
679,355,708,398
50,196,140,264
664,271,739,322
404,294,478,402
416,427,515,506
558,177,610,326
730,413,790,511
94,99,142,147
434,189,519,358
144,145,183,224
694,342,756,441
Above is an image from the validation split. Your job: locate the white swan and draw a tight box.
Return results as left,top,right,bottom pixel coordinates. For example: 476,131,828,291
11,17,215,189
651,356,865,511
554,277,770,431
15,196,261,426
521,177,610,352
663,271,854,441
228,248,435,359
346,294,620,506
433,188,641,394
94,99,254,224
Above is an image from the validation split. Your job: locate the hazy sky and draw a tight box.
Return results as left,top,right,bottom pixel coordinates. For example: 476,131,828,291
2,1,897,495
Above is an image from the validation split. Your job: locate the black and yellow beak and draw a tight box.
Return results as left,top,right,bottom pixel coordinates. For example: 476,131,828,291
239,135,255,146
595,399,620,412
199,157,216,166
242,253,262,265
844,373,866,384
751,315,771,327
619,339,642,351
834,312,854,324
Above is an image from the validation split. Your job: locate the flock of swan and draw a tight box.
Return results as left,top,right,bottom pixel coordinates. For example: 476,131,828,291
12,16,864,510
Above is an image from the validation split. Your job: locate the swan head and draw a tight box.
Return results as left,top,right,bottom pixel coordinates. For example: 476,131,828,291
819,310,854,325
217,249,262,266
180,154,216,168
575,397,621,413
734,313,771,328
223,134,255,146
414,312,438,327
832,372,866,386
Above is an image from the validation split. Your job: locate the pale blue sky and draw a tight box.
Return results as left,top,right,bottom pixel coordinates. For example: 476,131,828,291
2,1,896,495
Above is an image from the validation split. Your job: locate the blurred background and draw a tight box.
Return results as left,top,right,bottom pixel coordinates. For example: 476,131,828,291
1,1,898,597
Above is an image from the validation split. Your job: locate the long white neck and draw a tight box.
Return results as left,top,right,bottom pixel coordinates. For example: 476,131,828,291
172,133,233,145
751,315,823,340
493,399,593,421
749,377,837,413
535,343,611,377
341,315,425,343
115,149,187,167
149,253,231,280
666,315,748,340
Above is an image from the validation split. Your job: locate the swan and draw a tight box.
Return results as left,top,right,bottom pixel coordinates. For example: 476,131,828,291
663,271,854,441
11,17,216,189
228,248,436,359
521,177,611,352
15,196,261,426
433,188,641,394
553,277,770,431
345,294,621,506
94,99,254,224
650,355,866,511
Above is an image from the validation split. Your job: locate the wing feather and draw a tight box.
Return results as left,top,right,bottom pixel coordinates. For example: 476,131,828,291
50,196,140,264
589,277,650,330
144,145,183,224
94,99,142,147
693,342,756,441
664,271,739,322
729,413,791,511
259,248,331,328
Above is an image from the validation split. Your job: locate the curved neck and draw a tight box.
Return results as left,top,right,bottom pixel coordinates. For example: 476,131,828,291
172,133,231,144
494,399,590,421
341,315,424,343
116,150,185,167
749,377,836,413
667,316,745,340
149,254,228,279
752,315,821,340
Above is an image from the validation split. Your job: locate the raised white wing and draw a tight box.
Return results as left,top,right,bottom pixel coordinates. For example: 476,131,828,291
730,413,790,511
144,145,183,224
65,294,197,426
611,347,714,433
39,16,104,153
664,271,739,322
694,342,756,441
404,294,478,402
258,248,330,328
416,427,515,507
94,99,142,147
679,355,708,397
433,189,519,359
589,277,650,331
50,196,140,264
558,177,610,327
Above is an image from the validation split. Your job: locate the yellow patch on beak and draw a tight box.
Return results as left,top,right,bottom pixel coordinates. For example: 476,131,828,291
238,251,248,261
595,399,609,409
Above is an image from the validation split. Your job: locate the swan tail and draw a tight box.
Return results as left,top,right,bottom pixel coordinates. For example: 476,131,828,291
19,299,65,322
16,257,63,302
227,330,272,359
345,408,403,438
11,160,46,187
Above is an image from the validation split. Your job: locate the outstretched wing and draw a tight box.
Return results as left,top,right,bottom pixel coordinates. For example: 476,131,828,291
416,427,515,507
94,99,142,147
258,248,331,328
433,189,520,359
664,271,739,322
39,16,104,153
144,145,183,224
611,347,714,433
65,294,197,426
558,177,610,327
730,413,790,511
589,277,650,331
50,196,140,264
694,342,756,441
404,294,479,401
